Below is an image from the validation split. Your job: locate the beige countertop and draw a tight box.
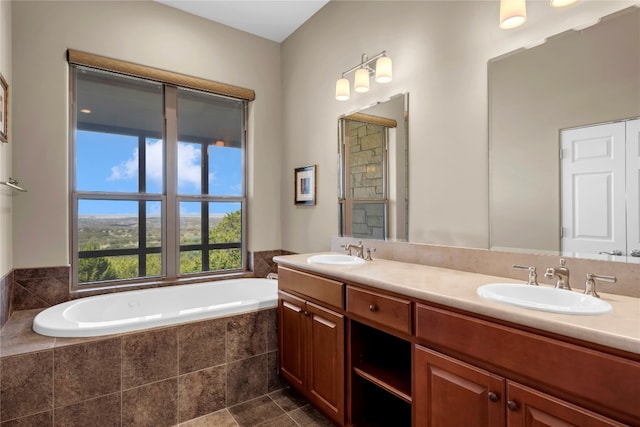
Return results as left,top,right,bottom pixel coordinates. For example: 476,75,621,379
273,252,640,355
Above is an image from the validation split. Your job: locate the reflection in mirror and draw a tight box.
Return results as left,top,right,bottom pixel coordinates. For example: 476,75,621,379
338,93,408,241
489,6,640,261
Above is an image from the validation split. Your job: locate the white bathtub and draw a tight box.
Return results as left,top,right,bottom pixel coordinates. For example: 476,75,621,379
33,278,278,338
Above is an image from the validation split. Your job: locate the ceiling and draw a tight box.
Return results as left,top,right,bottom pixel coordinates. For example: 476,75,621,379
155,0,329,43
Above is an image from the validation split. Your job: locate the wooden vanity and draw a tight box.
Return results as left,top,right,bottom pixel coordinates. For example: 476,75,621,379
274,256,640,427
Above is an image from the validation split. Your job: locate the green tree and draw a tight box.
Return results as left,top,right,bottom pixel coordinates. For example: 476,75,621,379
78,241,118,282
208,210,242,270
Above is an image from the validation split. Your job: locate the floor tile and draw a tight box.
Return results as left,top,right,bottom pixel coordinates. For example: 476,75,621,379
179,409,239,427
268,388,308,412
228,395,285,427
288,405,335,427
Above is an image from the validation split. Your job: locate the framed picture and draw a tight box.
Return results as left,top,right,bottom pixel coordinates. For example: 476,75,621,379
294,165,316,205
0,72,6,143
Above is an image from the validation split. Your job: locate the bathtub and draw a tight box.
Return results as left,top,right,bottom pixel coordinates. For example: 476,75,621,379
33,278,278,338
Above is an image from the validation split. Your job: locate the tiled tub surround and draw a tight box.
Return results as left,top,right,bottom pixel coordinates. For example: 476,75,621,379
0,271,11,329
0,308,291,426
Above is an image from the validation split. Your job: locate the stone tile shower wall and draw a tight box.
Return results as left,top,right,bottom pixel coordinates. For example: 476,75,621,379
0,308,282,426
348,121,386,239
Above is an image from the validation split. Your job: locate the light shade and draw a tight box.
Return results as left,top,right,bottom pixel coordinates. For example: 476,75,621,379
550,0,577,6
499,0,527,29
354,68,370,93
335,77,350,101
375,56,393,83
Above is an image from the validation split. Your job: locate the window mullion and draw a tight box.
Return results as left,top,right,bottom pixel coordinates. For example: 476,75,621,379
164,85,178,279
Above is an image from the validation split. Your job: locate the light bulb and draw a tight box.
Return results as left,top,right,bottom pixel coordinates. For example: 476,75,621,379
499,0,527,29
375,56,393,83
550,0,577,6
335,77,350,101
354,68,370,93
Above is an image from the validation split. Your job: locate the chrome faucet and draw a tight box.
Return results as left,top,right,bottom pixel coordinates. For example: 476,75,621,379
544,258,571,290
343,240,365,258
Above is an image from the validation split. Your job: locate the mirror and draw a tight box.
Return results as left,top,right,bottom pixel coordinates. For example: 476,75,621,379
489,6,640,260
338,93,409,241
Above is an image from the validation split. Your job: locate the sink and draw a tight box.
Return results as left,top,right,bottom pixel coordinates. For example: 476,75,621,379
307,254,366,266
477,283,612,315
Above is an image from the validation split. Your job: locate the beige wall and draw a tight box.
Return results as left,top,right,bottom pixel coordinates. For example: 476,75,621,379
0,0,11,277
281,0,636,254
11,0,282,268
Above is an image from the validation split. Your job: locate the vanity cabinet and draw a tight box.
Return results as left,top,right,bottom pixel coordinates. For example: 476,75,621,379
414,345,626,427
414,303,638,426
278,267,345,425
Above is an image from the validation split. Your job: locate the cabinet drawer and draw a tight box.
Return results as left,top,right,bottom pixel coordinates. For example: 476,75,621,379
347,285,411,334
278,266,344,309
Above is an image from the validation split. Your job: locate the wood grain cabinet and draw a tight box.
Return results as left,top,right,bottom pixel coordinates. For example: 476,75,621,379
278,268,345,425
414,345,627,427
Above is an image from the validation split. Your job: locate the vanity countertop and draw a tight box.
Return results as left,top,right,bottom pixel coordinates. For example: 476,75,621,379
273,252,640,355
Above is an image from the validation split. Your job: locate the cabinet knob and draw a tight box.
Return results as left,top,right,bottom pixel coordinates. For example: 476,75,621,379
369,304,377,312
488,392,499,402
507,400,519,411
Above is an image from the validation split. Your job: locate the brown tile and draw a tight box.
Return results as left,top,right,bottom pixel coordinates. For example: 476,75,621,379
54,393,120,427
226,354,267,406
122,378,178,427
11,284,49,311
179,409,239,427
53,338,121,407
14,277,69,307
255,414,298,427
228,395,285,427
0,351,53,421
268,388,308,412
287,405,335,427
226,311,267,362
178,366,226,422
0,310,54,357
265,309,277,352
178,318,226,374
13,267,69,281
0,411,52,427
266,351,285,393
0,271,12,329
122,328,177,388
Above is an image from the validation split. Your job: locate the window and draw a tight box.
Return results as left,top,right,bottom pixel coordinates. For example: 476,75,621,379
71,65,247,286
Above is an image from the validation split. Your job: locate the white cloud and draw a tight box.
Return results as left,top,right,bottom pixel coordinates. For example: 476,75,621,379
108,140,203,190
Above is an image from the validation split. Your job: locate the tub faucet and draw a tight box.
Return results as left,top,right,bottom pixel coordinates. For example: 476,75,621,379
544,258,571,290
343,240,364,258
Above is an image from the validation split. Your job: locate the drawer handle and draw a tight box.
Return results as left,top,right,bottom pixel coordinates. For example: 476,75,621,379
369,304,377,312
488,392,499,402
507,400,519,411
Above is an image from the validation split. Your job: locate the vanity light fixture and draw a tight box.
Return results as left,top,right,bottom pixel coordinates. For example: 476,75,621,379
335,51,392,101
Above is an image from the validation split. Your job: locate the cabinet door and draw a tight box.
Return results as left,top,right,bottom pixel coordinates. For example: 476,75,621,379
414,345,505,427
279,291,306,390
306,300,345,425
506,382,627,427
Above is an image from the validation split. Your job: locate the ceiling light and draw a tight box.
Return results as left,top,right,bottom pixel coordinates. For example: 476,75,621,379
499,0,527,29
335,51,392,101
80,108,92,114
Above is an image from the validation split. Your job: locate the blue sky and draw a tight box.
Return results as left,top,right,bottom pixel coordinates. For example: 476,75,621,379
77,130,241,215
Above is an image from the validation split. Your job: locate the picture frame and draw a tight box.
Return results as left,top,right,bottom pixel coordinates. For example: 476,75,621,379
0,72,6,143
294,165,317,205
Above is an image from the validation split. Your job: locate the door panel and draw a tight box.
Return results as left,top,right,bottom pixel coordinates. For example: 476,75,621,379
626,119,640,256
414,345,505,427
561,122,626,255
278,291,306,390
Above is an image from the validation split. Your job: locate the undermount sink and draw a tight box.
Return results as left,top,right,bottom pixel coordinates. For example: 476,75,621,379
307,254,366,266
477,283,612,315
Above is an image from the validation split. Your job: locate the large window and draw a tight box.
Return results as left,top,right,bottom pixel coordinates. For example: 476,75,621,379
71,65,247,286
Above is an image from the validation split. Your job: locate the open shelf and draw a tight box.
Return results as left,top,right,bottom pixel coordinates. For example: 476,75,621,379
351,375,412,427
353,361,411,403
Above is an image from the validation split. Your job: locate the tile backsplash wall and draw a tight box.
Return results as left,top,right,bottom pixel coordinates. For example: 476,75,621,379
332,237,640,298
0,270,12,328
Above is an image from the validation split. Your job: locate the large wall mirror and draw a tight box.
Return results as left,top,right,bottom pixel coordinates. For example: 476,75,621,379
489,6,640,261
338,93,409,241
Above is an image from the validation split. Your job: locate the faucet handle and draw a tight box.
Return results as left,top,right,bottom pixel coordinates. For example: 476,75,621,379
513,264,539,286
365,247,376,261
584,273,616,298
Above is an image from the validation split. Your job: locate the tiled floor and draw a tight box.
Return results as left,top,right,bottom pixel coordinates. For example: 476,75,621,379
179,388,335,427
